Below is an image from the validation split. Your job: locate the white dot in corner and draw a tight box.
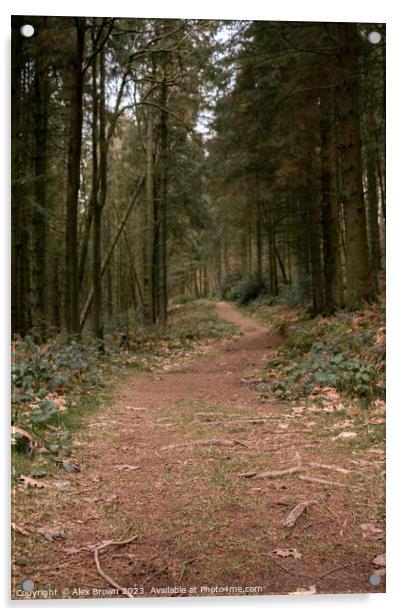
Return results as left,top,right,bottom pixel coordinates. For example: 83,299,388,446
20,24,35,38
368,31,381,44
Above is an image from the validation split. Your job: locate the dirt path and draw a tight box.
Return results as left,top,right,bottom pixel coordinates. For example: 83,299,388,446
117,302,281,411
13,302,385,599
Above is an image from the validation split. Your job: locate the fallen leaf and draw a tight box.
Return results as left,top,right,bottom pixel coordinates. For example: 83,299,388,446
37,527,65,542
60,459,80,473
331,431,357,441
289,585,317,595
31,470,47,478
291,407,305,414
11,426,34,446
360,523,384,540
373,399,385,413
372,553,386,567
11,522,31,536
18,475,47,489
273,548,302,560
52,480,72,491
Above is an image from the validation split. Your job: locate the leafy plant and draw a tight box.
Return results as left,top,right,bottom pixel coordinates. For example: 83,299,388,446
259,306,385,402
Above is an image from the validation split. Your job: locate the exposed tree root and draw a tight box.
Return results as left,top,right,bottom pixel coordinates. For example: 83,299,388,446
160,438,248,452
282,500,316,528
299,474,342,487
309,462,352,474
91,534,138,598
239,466,302,479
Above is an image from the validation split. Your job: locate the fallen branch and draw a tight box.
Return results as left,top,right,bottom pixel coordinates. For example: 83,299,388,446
299,474,342,487
239,466,302,480
282,500,315,528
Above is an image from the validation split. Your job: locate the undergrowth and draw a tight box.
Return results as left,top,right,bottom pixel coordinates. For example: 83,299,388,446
245,302,385,404
11,300,238,460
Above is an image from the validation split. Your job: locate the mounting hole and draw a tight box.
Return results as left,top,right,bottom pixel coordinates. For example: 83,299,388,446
20,24,35,38
368,31,381,44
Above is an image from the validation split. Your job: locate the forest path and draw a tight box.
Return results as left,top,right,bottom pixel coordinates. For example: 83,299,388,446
13,302,385,598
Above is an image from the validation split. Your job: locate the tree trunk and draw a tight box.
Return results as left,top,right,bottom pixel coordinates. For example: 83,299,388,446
143,109,155,323
337,23,374,309
91,33,105,344
365,150,381,291
320,89,344,311
11,17,25,334
307,193,325,315
31,26,49,334
64,18,85,335
80,177,145,331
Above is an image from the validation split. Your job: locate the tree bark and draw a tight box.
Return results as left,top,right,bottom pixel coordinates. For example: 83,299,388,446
143,109,155,323
320,89,344,311
32,23,49,334
157,48,169,323
336,23,374,309
64,18,85,335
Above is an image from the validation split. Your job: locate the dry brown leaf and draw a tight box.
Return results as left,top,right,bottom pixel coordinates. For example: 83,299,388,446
11,522,31,536
360,523,384,540
373,399,386,413
273,548,302,560
372,553,386,567
18,474,47,489
52,480,72,491
11,426,34,444
331,431,357,441
289,585,317,595
291,407,305,414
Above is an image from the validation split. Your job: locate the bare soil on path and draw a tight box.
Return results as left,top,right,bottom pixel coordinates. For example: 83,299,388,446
12,302,385,599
